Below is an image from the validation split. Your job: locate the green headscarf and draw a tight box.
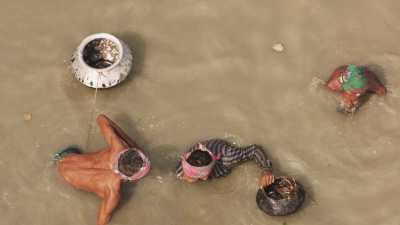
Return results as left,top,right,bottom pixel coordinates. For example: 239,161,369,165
342,64,368,92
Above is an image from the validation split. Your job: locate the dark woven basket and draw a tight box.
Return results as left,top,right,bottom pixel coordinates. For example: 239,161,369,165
256,177,305,216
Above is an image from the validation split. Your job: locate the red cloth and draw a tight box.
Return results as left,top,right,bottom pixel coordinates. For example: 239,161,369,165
327,65,386,95
326,65,386,103
326,65,348,92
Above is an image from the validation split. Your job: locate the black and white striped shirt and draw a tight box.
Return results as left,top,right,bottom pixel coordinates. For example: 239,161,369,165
176,139,272,179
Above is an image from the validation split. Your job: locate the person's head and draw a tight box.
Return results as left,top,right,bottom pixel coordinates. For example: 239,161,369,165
115,148,151,181
181,145,216,181
118,149,144,176
186,150,213,167
342,64,368,92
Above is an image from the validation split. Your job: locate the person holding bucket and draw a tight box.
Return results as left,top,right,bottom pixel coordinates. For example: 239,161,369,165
54,115,151,225
176,139,274,187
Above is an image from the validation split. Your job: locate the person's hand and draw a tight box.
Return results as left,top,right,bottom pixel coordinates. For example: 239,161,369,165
259,171,274,189
183,174,198,183
199,175,209,181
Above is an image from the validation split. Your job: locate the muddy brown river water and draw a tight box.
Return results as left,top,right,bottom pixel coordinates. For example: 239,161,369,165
1,0,400,225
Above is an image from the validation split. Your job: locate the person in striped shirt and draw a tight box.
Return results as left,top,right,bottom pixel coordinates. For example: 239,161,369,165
176,139,274,187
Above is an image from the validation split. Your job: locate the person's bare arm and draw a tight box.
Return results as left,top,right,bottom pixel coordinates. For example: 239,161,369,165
106,117,139,148
259,171,275,189
364,70,386,96
97,114,139,148
96,115,125,151
97,185,121,225
224,144,274,188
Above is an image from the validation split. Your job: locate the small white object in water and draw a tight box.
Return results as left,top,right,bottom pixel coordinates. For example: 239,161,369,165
156,176,163,183
23,112,32,121
272,43,285,52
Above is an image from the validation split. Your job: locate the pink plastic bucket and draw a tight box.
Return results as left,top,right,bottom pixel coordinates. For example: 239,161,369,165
181,143,218,179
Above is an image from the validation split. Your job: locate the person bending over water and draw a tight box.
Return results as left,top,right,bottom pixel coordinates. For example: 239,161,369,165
176,139,274,187
54,115,150,225
326,64,386,113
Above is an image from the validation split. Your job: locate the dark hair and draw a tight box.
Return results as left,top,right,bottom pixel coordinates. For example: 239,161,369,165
118,149,144,176
256,177,305,216
187,150,213,167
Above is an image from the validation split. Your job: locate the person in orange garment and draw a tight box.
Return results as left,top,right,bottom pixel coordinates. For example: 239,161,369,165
53,115,151,225
326,64,386,113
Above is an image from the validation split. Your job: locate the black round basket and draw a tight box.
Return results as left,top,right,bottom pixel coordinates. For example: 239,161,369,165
256,177,305,216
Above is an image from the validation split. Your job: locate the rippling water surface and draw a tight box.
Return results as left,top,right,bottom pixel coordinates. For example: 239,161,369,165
0,1,399,225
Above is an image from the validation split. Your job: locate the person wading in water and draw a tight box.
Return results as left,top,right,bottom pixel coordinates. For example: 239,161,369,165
326,64,386,113
54,115,151,225
176,139,274,188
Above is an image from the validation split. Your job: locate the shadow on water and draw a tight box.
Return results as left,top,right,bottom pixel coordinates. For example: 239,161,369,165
113,113,179,176
113,112,149,148
357,64,386,113
294,174,316,210
364,64,387,85
112,113,179,174
115,182,137,212
116,32,146,84
149,145,180,176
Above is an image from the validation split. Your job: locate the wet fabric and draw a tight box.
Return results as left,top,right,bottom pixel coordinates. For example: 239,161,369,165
341,64,368,92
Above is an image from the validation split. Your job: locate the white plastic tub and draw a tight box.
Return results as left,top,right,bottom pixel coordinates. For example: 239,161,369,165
70,33,133,88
